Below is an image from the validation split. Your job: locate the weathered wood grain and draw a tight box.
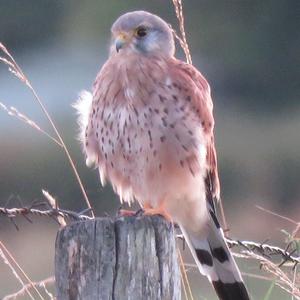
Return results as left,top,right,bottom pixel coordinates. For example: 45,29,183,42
55,215,181,300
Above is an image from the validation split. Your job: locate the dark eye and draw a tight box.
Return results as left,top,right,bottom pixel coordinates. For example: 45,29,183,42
136,26,147,38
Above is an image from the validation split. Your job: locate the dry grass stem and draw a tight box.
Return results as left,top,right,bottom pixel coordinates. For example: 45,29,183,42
0,241,46,300
177,247,194,300
292,225,300,239
0,42,94,218
0,244,35,300
233,250,300,298
171,0,192,64
256,205,299,226
42,189,67,227
256,205,300,240
293,265,298,300
0,102,62,147
246,251,300,299
3,276,55,300
179,261,189,300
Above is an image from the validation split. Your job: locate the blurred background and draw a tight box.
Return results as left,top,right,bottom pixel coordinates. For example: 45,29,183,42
0,0,299,299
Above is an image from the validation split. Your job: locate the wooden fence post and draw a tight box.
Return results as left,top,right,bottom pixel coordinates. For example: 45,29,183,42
55,215,181,300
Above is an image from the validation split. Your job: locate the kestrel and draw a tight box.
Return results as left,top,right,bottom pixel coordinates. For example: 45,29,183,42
76,11,250,300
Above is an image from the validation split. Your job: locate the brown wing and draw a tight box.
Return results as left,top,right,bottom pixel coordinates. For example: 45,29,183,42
170,59,220,202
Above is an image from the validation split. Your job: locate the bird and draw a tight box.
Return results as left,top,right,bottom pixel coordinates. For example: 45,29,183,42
75,10,250,300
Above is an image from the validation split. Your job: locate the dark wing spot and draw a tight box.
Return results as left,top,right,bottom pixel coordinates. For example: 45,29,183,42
160,136,166,143
127,137,131,149
195,249,213,267
212,247,229,263
133,106,139,117
159,95,166,103
188,165,195,177
148,130,152,141
161,117,168,127
182,144,189,152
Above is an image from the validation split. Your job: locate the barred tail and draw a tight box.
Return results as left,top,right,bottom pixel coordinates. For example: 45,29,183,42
180,211,250,300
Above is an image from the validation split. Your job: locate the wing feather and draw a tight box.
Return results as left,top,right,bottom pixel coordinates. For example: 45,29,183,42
170,59,220,201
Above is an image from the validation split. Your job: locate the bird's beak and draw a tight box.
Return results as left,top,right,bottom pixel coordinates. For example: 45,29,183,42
115,33,130,52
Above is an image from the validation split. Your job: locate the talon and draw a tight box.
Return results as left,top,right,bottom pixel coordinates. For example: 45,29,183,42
134,208,144,217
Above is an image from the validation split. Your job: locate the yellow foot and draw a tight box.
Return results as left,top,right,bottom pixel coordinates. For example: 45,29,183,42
118,209,138,217
143,202,173,223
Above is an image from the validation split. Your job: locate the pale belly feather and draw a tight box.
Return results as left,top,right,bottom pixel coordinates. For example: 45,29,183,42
87,89,208,228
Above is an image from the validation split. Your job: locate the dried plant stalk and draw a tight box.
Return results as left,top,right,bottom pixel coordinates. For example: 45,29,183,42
0,42,94,217
3,276,55,300
0,241,45,300
171,0,192,64
0,102,62,147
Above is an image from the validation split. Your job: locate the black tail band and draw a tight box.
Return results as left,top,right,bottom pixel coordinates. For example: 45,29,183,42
212,280,250,300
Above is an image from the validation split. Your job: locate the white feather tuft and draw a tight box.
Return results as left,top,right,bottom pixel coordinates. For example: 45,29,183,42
73,90,93,145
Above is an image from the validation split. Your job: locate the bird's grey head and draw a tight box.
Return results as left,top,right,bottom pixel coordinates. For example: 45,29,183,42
110,11,175,57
